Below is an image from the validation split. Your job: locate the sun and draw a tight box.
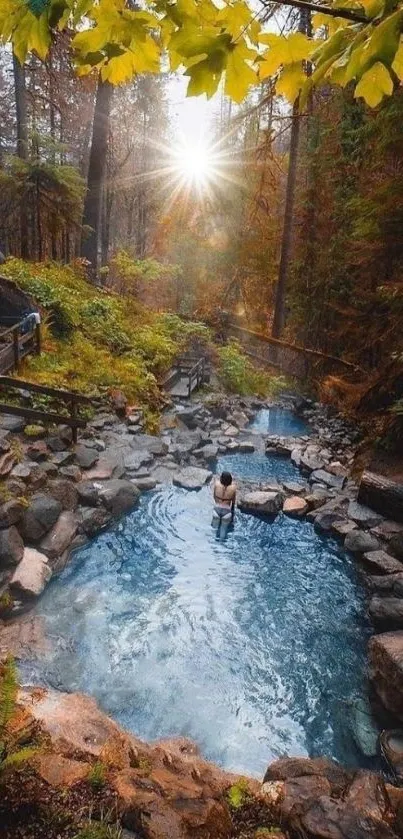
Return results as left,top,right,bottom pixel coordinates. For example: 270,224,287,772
180,144,214,186
168,138,221,191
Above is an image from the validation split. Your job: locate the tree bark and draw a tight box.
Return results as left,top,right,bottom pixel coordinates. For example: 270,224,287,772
13,53,29,259
271,10,309,339
81,77,113,283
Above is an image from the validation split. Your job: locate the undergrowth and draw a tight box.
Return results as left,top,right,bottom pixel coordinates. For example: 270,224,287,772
3,259,283,412
217,341,287,398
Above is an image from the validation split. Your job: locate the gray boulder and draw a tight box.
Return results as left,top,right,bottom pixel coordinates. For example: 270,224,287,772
344,530,380,555
76,481,101,507
239,491,282,516
239,441,255,453
193,444,219,462
310,469,345,490
0,526,24,568
99,480,140,516
10,547,51,598
131,434,168,456
314,512,346,534
123,451,153,472
173,467,212,491
75,445,99,470
21,494,62,542
79,506,112,537
348,501,382,529
389,533,403,562
131,477,157,491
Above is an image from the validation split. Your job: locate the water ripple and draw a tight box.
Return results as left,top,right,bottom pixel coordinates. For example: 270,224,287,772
25,451,372,777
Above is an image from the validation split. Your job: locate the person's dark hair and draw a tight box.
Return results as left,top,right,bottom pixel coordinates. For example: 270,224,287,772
220,471,232,487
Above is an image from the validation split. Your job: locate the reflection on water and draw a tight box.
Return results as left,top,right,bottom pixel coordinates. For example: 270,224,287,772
25,451,371,777
249,407,311,436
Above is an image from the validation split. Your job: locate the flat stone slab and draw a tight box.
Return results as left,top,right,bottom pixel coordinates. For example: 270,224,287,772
283,481,306,495
84,459,115,481
310,469,345,490
172,467,212,491
10,547,51,598
362,550,403,576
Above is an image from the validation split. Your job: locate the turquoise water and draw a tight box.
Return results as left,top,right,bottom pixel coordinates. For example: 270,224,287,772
26,447,372,777
249,406,311,436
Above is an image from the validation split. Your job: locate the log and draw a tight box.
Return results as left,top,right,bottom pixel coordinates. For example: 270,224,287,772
358,471,403,524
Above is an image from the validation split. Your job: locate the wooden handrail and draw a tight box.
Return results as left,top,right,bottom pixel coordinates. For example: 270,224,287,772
0,376,94,403
228,321,365,373
0,403,86,429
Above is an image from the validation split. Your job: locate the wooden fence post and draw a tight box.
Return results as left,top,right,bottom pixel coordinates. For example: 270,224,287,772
13,326,20,371
35,323,41,355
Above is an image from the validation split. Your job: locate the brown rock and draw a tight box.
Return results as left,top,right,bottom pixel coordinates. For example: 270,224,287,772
0,450,16,476
39,511,79,562
368,632,403,722
0,499,24,529
281,774,331,820
37,753,90,787
10,547,51,598
363,550,403,576
0,615,50,663
27,441,48,462
85,459,115,481
264,757,350,795
283,496,308,518
48,478,78,511
0,525,24,568
369,597,403,630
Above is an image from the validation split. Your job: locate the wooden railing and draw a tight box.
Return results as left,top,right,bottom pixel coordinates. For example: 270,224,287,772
0,318,41,375
177,356,206,397
0,377,94,443
227,320,365,378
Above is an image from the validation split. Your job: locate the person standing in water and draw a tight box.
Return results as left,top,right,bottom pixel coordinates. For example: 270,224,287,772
213,471,236,523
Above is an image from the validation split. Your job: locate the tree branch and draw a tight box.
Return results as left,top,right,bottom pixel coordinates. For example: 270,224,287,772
259,0,369,24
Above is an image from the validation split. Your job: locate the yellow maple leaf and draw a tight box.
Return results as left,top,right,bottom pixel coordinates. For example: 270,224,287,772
354,60,393,106
218,1,251,38
276,61,305,102
392,39,403,79
259,32,314,80
225,42,258,102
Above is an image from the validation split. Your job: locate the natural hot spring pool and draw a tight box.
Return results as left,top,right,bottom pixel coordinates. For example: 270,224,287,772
24,444,373,777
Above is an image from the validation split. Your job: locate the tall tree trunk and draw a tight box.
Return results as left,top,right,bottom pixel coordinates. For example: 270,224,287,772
271,10,310,339
13,54,29,259
81,78,113,283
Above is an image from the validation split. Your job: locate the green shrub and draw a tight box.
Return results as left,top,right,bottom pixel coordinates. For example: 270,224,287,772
74,824,122,839
217,341,279,397
227,778,251,809
0,656,38,773
87,761,107,790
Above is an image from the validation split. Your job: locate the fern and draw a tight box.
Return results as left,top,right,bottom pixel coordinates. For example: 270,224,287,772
0,657,18,730
1,746,38,771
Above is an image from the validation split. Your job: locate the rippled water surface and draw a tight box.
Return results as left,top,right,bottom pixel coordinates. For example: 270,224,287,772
27,442,371,777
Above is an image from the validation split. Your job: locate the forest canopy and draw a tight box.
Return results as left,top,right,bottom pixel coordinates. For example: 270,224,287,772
1,0,403,108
